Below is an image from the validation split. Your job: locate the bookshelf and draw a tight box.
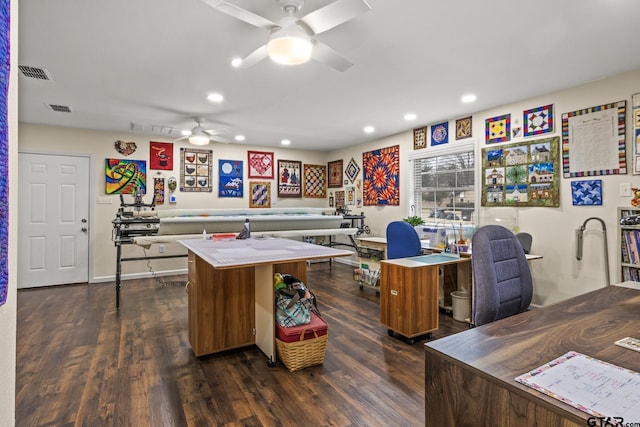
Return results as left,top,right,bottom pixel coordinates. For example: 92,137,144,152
618,207,640,282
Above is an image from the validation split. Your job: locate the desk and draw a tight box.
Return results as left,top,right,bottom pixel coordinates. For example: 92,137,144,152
179,237,351,363
380,254,471,342
424,284,640,426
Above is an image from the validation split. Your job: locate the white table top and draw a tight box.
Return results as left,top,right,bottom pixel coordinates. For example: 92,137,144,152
179,237,353,269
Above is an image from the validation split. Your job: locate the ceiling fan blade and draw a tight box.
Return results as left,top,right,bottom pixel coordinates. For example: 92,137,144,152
300,0,371,35
173,136,188,142
200,0,276,29
210,136,232,144
238,44,269,68
204,128,229,136
311,40,353,72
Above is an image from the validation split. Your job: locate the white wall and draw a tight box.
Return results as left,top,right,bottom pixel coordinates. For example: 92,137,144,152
1,0,18,425
18,124,332,281
327,68,640,306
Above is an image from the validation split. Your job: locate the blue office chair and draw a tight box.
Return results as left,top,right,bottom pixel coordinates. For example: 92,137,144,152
386,221,422,259
471,225,533,327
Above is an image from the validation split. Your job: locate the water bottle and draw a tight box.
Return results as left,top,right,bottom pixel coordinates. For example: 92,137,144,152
244,219,251,238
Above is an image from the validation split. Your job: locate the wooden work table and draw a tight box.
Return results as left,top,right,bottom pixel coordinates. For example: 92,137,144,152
179,237,351,363
424,284,640,426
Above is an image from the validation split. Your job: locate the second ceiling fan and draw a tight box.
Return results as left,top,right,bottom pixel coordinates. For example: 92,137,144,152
201,0,371,71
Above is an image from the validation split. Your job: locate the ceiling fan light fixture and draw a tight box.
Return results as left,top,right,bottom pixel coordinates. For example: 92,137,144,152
267,22,312,65
188,134,210,145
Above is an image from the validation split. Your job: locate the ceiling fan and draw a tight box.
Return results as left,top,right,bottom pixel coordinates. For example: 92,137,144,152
201,0,371,71
174,119,230,145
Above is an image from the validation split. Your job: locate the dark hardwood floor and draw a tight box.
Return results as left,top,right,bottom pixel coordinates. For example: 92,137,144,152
16,261,468,427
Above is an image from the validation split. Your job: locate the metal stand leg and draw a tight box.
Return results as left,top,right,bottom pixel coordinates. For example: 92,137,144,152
115,243,122,310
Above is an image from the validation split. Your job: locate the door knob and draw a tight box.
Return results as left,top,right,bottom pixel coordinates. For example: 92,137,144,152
81,227,87,232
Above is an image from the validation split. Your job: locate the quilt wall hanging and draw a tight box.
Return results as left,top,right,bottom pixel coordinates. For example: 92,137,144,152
481,136,560,207
105,159,147,194
149,141,173,170
362,145,400,206
1,0,9,306
303,164,326,198
247,150,274,179
249,181,271,208
153,177,165,204
219,159,243,198
277,159,302,198
632,93,640,174
180,148,212,192
561,101,626,178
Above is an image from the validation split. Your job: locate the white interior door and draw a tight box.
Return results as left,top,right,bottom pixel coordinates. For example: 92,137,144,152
18,153,90,288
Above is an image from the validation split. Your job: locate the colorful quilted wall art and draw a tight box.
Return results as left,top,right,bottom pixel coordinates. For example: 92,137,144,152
430,122,449,146
362,145,400,206
327,159,343,188
335,190,346,209
413,126,427,150
278,159,302,198
149,141,173,170
345,157,360,184
247,150,274,179
486,114,511,144
180,148,212,192
571,180,602,206
303,164,327,198
105,159,147,194
153,177,165,204
1,0,8,306
524,104,554,137
455,116,472,140
249,181,271,208
219,159,243,198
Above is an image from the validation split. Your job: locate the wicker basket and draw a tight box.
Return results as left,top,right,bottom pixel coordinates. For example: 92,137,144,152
276,332,328,372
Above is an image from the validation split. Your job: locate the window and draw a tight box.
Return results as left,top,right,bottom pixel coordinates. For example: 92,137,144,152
409,140,476,238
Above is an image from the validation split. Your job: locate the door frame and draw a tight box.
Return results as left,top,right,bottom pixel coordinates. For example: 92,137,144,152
18,150,95,284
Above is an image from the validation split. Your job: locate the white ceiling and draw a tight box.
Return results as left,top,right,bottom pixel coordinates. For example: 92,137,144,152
17,0,640,151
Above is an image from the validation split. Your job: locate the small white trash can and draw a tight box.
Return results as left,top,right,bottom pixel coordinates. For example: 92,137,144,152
451,290,471,322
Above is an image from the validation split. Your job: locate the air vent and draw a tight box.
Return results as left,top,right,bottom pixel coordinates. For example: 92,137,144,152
18,65,53,81
48,104,72,113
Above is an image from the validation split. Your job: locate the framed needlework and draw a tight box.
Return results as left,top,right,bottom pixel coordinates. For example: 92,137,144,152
335,190,345,209
455,116,472,140
105,159,147,194
481,136,560,207
430,122,448,146
571,180,602,206
327,159,343,188
303,164,327,198
218,159,243,198
561,101,626,178
149,141,173,170
362,145,400,206
524,104,554,137
413,126,427,150
277,159,302,198
249,181,271,208
486,114,511,144
247,150,274,179
345,157,360,184
180,147,213,192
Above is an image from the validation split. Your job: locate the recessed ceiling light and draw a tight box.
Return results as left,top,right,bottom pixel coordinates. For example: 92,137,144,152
281,139,291,146
207,93,224,103
364,126,375,134
404,113,417,121
461,94,477,103
231,58,243,68
235,135,245,142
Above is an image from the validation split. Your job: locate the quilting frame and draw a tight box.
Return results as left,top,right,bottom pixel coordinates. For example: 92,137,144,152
149,141,173,170
485,114,511,144
247,150,274,179
1,0,9,306
303,164,327,198
362,145,400,206
327,159,343,188
524,104,554,137
430,122,449,146
250,181,271,208
277,159,302,198
180,147,213,192
571,180,602,206
561,101,626,178
105,159,147,194
218,159,243,198
481,136,560,207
